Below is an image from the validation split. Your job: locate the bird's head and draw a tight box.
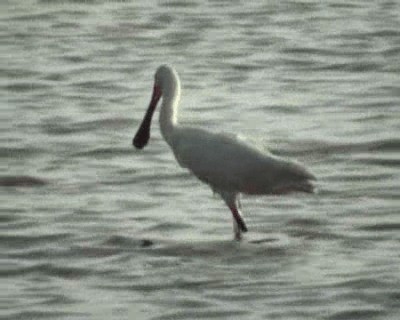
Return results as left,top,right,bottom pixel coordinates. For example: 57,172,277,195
132,65,179,149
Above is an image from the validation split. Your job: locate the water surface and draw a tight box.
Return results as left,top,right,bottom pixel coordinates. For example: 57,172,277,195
1,1,400,319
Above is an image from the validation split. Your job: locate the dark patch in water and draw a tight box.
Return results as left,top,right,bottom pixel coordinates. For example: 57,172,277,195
72,147,132,158
4,82,50,92
248,238,276,244
0,233,72,249
38,0,96,4
8,13,54,22
103,236,153,249
8,311,88,320
41,117,131,135
103,235,151,249
1,263,91,279
286,218,325,227
273,138,400,158
42,73,66,81
0,176,47,187
61,55,88,63
0,68,39,78
140,239,154,248
0,147,43,158
326,308,384,320
354,157,400,167
358,223,400,232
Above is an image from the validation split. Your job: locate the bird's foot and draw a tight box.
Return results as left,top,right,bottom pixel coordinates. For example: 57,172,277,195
234,230,242,241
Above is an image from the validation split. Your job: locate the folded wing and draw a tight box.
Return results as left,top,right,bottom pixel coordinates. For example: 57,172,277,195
171,127,315,195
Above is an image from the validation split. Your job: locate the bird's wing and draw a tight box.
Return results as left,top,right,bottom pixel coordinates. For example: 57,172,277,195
171,127,313,194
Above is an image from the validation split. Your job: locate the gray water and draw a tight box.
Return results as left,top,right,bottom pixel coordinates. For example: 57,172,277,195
2,0,400,319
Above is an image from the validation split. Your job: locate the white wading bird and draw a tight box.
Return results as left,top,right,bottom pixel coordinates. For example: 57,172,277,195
133,65,316,240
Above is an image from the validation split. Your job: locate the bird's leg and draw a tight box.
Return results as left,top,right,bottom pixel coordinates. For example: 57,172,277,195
237,194,242,209
233,217,241,240
220,191,248,240
228,204,245,240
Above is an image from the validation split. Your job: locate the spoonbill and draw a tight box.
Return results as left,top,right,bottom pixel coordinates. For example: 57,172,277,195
133,65,316,240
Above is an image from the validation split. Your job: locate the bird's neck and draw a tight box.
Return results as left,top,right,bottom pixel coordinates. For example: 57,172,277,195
159,79,180,146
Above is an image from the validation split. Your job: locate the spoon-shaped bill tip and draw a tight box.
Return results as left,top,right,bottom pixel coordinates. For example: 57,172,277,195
132,84,162,149
133,122,150,149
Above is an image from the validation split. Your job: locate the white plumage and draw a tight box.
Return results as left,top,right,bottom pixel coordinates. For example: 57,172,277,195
133,65,315,240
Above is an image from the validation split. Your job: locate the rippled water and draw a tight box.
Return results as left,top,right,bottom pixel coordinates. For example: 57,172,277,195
2,0,400,319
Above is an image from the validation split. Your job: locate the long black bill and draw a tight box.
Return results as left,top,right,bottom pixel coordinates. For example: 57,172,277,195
132,85,162,149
